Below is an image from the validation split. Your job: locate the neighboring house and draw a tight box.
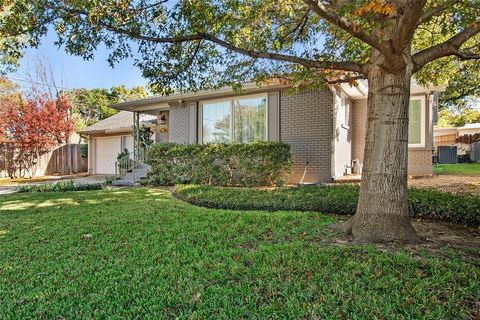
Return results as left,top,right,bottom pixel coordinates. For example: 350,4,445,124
434,123,480,155
82,81,443,183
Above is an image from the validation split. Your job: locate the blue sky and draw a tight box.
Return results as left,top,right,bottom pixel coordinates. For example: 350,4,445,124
8,31,149,91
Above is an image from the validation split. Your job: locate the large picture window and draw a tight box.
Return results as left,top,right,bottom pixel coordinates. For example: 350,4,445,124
201,95,267,144
234,97,266,143
408,98,425,147
202,100,232,143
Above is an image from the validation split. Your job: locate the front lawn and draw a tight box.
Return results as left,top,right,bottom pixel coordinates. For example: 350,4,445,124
433,163,480,176
0,188,479,318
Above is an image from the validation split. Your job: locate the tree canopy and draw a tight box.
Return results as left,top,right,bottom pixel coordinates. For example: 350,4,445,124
438,61,480,110
0,1,479,93
437,108,480,127
65,85,148,130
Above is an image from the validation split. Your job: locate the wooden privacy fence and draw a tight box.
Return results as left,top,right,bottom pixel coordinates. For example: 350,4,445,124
0,143,87,178
44,144,87,175
434,133,458,149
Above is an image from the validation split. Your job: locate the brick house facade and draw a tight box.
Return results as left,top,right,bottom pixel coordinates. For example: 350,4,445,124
83,82,440,182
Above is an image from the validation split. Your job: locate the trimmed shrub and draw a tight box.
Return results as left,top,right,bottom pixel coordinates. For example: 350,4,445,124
146,142,292,187
175,184,480,226
16,180,103,193
80,144,88,159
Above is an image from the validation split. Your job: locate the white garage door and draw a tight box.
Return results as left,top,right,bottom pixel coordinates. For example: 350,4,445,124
123,136,134,153
95,136,122,174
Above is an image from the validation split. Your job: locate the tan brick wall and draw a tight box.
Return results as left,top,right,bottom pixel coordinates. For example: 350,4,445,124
352,99,433,176
280,88,334,183
408,148,433,175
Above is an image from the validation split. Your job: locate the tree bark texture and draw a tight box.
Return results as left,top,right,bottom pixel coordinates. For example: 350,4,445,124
347,61,420,243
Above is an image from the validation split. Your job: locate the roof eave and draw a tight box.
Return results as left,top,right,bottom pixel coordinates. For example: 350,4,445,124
111,82,291,111
80,127,132,135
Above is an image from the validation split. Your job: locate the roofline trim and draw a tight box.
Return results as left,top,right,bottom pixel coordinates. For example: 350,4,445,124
111,82,290,111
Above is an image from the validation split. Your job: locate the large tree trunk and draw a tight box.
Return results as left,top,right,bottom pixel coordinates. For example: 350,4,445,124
347,63,420,243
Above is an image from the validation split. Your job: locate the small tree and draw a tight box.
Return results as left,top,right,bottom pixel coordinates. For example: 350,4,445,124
0,95,74,178
139,125,154,149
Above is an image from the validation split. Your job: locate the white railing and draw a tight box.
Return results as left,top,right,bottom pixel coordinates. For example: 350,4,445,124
115,151,134,178
114,147,150,181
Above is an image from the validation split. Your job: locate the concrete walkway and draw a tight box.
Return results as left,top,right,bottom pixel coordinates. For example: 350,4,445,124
0,186,16,195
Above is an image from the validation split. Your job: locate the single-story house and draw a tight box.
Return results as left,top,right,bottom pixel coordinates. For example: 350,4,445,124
81,81,443,183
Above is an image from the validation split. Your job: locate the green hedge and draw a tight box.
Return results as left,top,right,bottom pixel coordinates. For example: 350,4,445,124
16,180,103,193
146,142,292,187
80,144,88,159
175,184,480,226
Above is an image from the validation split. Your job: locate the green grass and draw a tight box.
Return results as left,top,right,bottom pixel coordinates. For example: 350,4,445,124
176,184,480,226
0,188,479,319
433,163,480,176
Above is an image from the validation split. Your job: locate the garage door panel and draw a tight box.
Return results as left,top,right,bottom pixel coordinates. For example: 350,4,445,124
124,136,134,153
95,137,121,174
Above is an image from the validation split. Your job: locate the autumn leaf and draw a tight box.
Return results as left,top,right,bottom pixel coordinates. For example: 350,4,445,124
355,1,395,17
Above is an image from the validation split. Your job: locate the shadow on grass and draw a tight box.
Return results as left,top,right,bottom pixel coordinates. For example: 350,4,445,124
0,188,171,217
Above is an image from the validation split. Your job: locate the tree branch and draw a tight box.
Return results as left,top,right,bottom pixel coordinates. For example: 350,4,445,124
413,19,480,71
45,4,365,74
418,4,448,23
302,0,387,54
97,21,365,73
418,1,464,24
283,9,311,39
452,49,480,60
395,0,428,50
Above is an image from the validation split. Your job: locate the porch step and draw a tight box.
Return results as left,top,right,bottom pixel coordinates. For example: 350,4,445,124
137,163,151,170
119,169,148,181
113,165,150,187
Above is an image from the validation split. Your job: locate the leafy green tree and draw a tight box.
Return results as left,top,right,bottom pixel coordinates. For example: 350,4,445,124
66,86,148,129
110,85,148,102
438,61,480,111
437,108,480,127
2,0,480,243
139,125,154,149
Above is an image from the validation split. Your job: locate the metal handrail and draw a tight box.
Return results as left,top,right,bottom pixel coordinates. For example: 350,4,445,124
114,146,151,181
114,151,134,178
